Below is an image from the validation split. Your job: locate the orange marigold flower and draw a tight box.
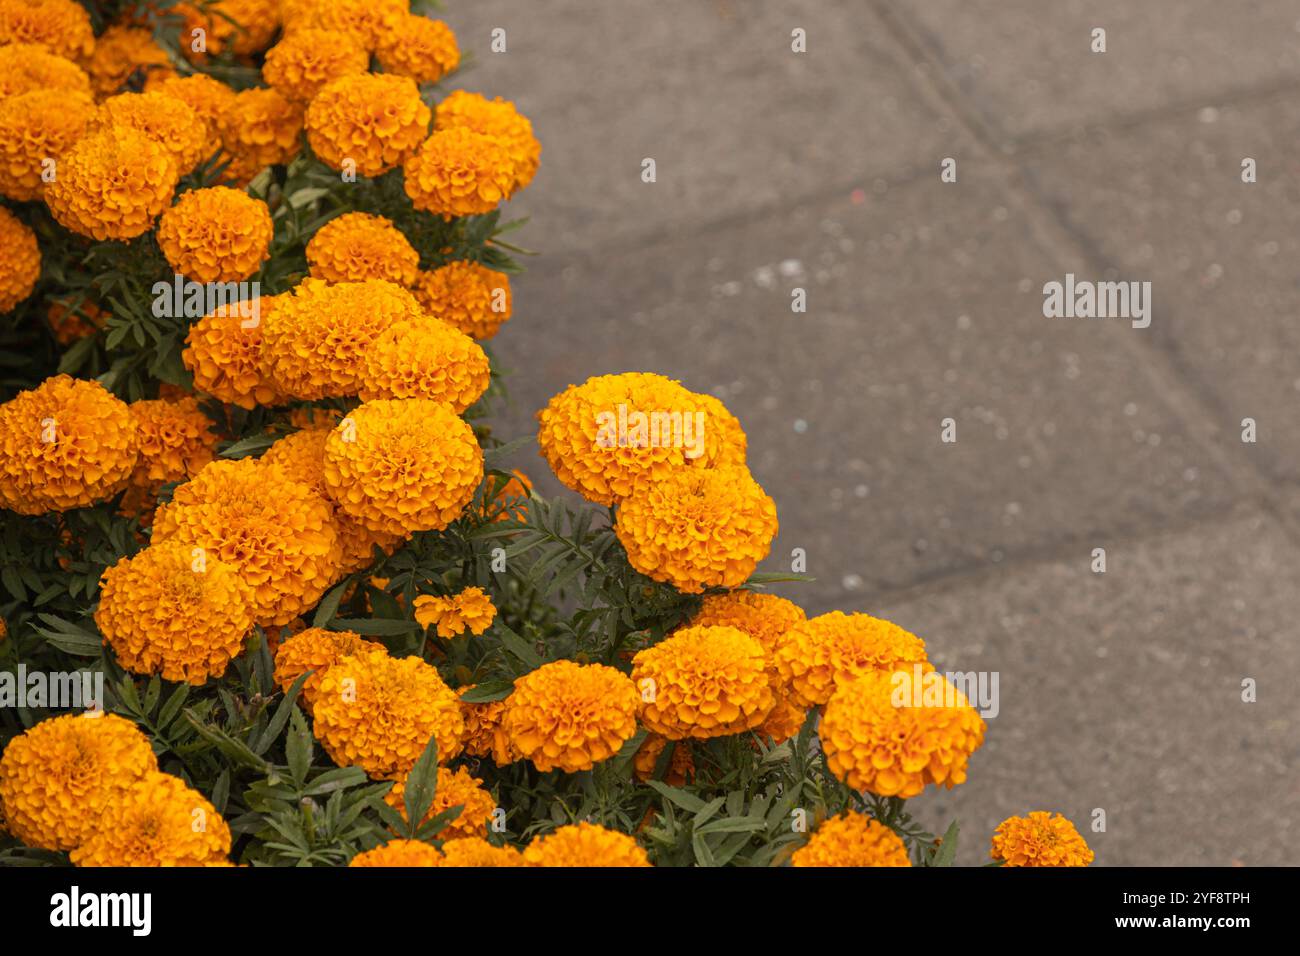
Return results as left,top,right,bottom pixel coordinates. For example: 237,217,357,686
0,0,94,63
385,765,496,839
633,734,695,786
694,392,748,467
0,713,158,851
183,295,288,410
306,211,419,286
144,73,238,128
536,372,723,506
991,811,1095,867
434,837,525,868
0,375,136,514
374,14,459,85
0,42,89,97
411,260,512,340
791,813,912,868
820,670,986,799
616,465,778,594
403,126,514,219
349,838,443,867
45,297,106,344
216,87,303,185
305,72,430,177
503,660,639,773
360,318,490,412
0,206,39,312
127,396,218,488
773,611,931,710
435,90,540,193
313,651,465,779
485,468,531,523
175,0,279,57
321,398,484,537
156,187,273,283
0,88,95,202
151,458,340,626
260,278,424,401
523,823,650,868
457,685,515,766
45,127,177,241
95,91,210,177
691,590,806,657
85,24,171,96
631,625,774,739
71,771,232,866
95,540,256,684
282,0,406,52
263,27,367,104
413,586,496,638
272,626,386,708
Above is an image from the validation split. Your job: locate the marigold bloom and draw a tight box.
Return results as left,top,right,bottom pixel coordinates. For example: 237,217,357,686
263,27,367,103
434,837,525,868
175,0,279,57
71,771,232,866
694,392,748,467
272,626,386,707
0,42,89,97
313,651,465,779
216,87,303,184
536,372,722,506
413,586,496,638
791,813,911,867
305,72,430,177
0,375,136,514
0,88,94,202
412,260,513,340
46,297,106,344
991,811,1095,867
127,396,218,488
45,127,177,241
375,15,459,85
616,465,777,594
633,734,695,786
95,91,210,177
321,398,484,536
457,685,514,766
0,0,94,63
156,187,273,283
691,591,806,657
306,212,419,286
260,278,424,401
632,625,773,739
403,127,514,219
385,765,495,839
523,823,651,868
820,670,986,799
151,458,340,626
95,540,256,684
0,714,158,851
485,468,531,523
360,319,490,412
774,611,931,710
282,0,405,51
0,206,39,312
85,24,171,96
349,839,443,867
435,90,540,193
144,73,238,128
183,295,288,410
503,660,639,773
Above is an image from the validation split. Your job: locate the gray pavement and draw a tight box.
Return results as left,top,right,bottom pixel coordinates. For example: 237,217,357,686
445,1,1300,864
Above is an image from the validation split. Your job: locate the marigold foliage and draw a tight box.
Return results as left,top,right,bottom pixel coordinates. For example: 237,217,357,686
523,823,651,867
791,813,912,868
991,811,1095,867
503,660,639,773
156,187,273,284
70,771,232,866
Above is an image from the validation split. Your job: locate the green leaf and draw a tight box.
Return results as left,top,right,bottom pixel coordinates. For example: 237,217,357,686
456,680,514,703
932,819,960,867
156,682,190,730
494,621,541,670
330,618,418,637
400,735,440,839
219,432,277,459
251,673,309,755
312,577,352,628
285,706,312,786
183,709,271,772
303,766,369,797
647,780,706,814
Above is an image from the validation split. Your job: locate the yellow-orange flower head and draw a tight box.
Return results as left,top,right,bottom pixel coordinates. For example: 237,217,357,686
536,372,723,506
0,206,39,311
85,24,171,96
0,0,94,63
151,458,340,627
485,468,531,523
523,823,650,867
0,375,137,514
176,0,279,57
412,260,513,341
434,837,525,868
156,187,273,283
403,126,514,219
282,0,406,52
695,392,749,467
45,127,177,241
632,625,774,739
0,88,95,202
349,838,443,867
375,15,459,85
127,396,218,488
263,27,367,104
436,90,540,193
95,91,210,177
306,212,419,286
0,42,89,97
183,295,288,410
413,586,496,638
216,87,303,185
774,611,931,710
46,296,105,345
633,734,695,786
991,811,1095,867
95,540,257,684
791,813,912,868
321,398,484,537
71,771,232,866
457,686,515,766
385,765,495,839
360,318,491,412
306,72,430,177
503,660,639,773
272,626,386,708
820,670,986,799
144,73,238,129
690,590,806,657
616,465,778,594
312,651,465,779
0,713,158,851
260,278,424,400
